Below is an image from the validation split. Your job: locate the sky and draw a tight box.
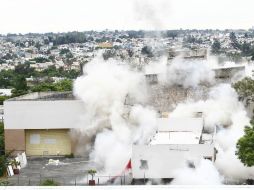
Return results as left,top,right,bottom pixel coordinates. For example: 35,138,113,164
0,0,254,34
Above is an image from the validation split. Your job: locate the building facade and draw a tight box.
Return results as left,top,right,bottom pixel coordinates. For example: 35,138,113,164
4,92,85,156
132,115,216,180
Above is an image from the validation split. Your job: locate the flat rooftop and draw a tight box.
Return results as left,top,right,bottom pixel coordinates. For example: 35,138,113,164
7,91,76,101
150,131,202,145
149,117,214,145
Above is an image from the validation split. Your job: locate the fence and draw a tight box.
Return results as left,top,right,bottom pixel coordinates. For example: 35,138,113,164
7,173,129,186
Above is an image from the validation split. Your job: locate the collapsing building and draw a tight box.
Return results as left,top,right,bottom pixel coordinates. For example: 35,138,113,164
131,114,216,182
212,65,245,79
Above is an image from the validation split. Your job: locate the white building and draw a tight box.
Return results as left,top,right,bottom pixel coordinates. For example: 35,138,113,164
4,92,85,156
0,89,12,96
0,105,3,122
131,115,216,180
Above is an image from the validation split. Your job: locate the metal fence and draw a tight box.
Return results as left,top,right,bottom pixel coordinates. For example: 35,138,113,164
7,174,129,186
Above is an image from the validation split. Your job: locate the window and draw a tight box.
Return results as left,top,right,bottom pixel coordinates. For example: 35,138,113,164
204,156,212,161
139,160,148,170
30,134,40,144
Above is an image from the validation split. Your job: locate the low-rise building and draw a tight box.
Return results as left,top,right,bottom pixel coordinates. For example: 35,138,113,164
131,114,216,180
4,92,85,156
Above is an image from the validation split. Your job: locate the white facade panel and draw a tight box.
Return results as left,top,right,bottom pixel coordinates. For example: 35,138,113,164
4,100,85,129
157,117,203,132
132,144,215,179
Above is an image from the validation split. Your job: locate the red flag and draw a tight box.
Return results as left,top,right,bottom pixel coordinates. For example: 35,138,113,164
125,159,132,170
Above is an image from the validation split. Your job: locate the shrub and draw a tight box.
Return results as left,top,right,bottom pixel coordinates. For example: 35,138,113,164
0,180,9,186
65,153,74,158
40,179,59,186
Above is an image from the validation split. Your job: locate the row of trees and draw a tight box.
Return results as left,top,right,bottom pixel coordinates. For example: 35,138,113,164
30,79,73,93
47,32,88,45
0,64,79,87
0,64,79,97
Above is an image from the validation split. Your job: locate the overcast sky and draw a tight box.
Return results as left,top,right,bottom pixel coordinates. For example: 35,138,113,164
1,0,254,34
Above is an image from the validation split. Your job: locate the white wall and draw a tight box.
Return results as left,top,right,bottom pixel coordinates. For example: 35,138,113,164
132,144,215,179
4,100,85,129
0,89,12,96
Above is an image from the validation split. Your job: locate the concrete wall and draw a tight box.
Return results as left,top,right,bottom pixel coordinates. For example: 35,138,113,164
5,129,25,154
4,100,85,129
132,144,215,179
214,67,245,78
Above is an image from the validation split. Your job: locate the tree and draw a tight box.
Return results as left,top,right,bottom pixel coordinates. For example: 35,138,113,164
35,42,42,50
241,42,252,56
127,49,134,57
14,76,28,91
88,169,97,180
31,57,49,63
65,52,74,59
0,123,4,154
141,46,153,57
59,48,71,55
230,32,240,49
236,121,254,167
31,82,56,92
0,150,13,177
54,79,73,91
31,79,73,92
185,35,197,43
0,96,9,105
166,31,178,39
11,76,28,97
14,64,35,77
211,39,221,54
233,77,254,100
102,50,115,60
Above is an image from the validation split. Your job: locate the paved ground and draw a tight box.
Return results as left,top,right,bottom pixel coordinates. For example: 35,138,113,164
7,156,97,186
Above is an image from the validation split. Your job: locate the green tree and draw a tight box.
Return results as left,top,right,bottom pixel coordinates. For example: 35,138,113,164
233,77,254,100
14,64,35,77
11,76,28,97
241,42,252,56
14,76,28,91
31,57,49,63
53,79,72,91
0,96,9,105
236,121,254,167
230,32,240,49
31,82,56,92
0,123,4,154
0,151,13,177
141,46,153,57
211,39,221,54
31,79,72,92
59,48,71,55
166,31,178,39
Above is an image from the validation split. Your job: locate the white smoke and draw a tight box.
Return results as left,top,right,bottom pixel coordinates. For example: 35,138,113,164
73,56,157,176
170,83,254,183
145,56,215,88
162,58,215,88
172,159,223,185
73,51,254,184
74,56,146,135
134,0,171,31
